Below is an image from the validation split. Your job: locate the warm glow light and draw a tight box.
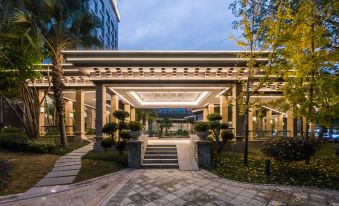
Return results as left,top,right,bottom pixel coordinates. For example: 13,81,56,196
129,91,210,106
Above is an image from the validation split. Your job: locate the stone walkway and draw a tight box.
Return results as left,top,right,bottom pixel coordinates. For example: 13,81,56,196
2,169,338,206
34,142,94,187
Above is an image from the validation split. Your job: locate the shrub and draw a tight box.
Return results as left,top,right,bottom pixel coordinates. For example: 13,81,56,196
221,131,234,141
220,123,229,130
207,113,222,122
262,138,319,168
113,110,130,122
102,122,118,141
120,130,131,141
2,127,23,133
0,133,57,153
0,159,11,190
194,122,210,132
101,138,114,148
128,121,142,131
115,141,127,154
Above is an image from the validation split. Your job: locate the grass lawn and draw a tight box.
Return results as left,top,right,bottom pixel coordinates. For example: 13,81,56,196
0,135,90,196
209,143,339,190
74,150,128,183
0,149,59,196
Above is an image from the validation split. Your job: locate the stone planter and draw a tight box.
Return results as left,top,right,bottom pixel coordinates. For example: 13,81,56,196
196,131,209,139
129,131,142,140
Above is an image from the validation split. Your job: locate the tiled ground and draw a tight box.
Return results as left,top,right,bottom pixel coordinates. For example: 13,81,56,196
3,169,337,206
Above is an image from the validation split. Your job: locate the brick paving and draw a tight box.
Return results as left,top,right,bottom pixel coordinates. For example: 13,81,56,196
2,169,338,206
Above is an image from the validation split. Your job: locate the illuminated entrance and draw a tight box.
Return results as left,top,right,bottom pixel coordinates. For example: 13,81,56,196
32,51,301,151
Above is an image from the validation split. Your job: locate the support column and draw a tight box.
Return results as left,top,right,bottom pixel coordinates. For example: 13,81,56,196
302,116,307,136
208,104,214,114
37,90,46,136
248,107,254,140
278,113,284,132
130,107,136,121
232,83,243,137
110,94,119,123
124,103,131,122
287,109,296,137
75,90,85,140
220,95,229,124
310,123,315,137
266,110,272,131
94,84,106,152
64,100,73,135
90,109,95,129
203,107,208,121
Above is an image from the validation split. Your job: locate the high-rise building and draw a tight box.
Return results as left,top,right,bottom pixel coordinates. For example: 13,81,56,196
86,0,120,49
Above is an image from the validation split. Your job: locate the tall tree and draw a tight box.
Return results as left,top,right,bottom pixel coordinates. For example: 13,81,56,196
230,0,271,166
263,0,338,140
14,0,101,146
0,0,46,139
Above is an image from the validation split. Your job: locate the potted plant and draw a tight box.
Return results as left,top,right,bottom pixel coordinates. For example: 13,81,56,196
128,121,142,140
194,122,210,139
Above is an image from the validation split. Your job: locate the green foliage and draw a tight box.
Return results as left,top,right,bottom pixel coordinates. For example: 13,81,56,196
113,110,130,122
128,121,142,131
0,158,11,190
118,122,128,132
160,118,173,135
102,122,118,134
120,130,131,141
100,138,114,148
221,131,234,141
262,138,319,168
83,150,128,166
194,122,210,132
115,141,127,155
0,133,57,153
2,128,24,133
207,113,222,122
210,150,339,190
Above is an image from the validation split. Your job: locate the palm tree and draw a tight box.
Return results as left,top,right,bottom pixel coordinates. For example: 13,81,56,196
160,118,173,136
137,109,158,131
14,0,101,146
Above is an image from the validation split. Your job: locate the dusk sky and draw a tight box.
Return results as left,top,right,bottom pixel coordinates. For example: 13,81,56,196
118,0,242,51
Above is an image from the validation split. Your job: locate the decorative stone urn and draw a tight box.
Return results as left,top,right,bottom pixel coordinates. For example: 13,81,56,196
196,131,209,139
128,131,142,140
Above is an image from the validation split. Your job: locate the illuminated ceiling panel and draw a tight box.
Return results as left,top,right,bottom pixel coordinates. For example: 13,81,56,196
128,91,210,106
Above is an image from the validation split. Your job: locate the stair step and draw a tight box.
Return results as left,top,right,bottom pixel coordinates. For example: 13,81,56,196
143,159,178,164
147,145,176,148
146,147,177,151
145,151,177,155
144,155,178,159
141,163,179,169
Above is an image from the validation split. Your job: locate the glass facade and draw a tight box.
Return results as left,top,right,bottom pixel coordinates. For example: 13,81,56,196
89,0,119,50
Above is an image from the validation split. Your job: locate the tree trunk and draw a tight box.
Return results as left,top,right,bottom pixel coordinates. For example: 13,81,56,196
52,51,68,146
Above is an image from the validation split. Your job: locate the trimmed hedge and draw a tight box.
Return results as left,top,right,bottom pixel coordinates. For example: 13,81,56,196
0,133,57,153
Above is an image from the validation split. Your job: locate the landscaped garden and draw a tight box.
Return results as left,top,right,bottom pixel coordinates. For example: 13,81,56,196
0,130,90,196
209,142,339,190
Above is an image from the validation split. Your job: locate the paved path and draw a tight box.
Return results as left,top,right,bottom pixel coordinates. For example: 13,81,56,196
2,169,338,206
34,142,94,187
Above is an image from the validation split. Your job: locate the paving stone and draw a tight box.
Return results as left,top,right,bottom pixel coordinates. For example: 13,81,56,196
52,164,81,172
46,169,79,178
35,176,76,187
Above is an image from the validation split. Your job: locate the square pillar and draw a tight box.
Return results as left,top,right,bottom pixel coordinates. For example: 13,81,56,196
278,113,284,132
124,103,131,122
248,107,254,140
220,95,229,124
130,107,136,121
208,104,215,114
37,90,46,136
64,100,74,135
310,123,315,137
75,90,85,140
287,110,296,137
266,110,272,131
203,107,208,121
94,84,106,152
232,83,244,137
90,108,95,129
302,116,307,136
110,94,119,123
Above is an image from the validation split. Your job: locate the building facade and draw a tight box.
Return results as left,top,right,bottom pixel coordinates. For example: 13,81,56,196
86,0,120,49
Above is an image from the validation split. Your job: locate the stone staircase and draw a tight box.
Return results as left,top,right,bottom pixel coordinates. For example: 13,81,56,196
142,145,179,169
